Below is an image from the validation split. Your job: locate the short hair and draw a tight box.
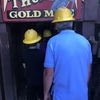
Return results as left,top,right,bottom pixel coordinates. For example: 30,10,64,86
55,22,73,31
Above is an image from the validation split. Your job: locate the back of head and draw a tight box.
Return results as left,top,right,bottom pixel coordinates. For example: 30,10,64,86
52,7,74,32
55,22,73,32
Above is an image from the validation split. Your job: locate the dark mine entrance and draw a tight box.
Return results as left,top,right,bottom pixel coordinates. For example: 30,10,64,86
7,22,54,100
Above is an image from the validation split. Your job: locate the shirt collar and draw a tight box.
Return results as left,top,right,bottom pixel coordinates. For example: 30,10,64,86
60,29,75,34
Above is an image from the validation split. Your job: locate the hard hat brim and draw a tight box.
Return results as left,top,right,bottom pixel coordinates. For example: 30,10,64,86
52,18,75,23
23,36,41,44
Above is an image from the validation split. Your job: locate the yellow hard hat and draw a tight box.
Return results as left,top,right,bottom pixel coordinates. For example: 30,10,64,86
52,7,75,23
23,29,41,44
43,30,52,37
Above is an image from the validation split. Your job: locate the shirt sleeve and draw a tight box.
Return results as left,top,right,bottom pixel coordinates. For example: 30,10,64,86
44,40,54,68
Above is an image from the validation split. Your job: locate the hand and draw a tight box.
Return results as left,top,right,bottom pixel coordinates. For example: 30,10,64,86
22,63,26,69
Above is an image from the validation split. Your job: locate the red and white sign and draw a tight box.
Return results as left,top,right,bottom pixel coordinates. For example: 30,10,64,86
1,0,82,22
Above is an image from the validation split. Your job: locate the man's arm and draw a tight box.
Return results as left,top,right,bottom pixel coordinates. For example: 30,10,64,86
43,68,54,100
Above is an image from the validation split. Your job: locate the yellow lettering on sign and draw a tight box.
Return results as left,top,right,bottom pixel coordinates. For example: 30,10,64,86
8,10,54,19
26,11,34,18
4,0,8,12
9,11,17,18
33,10,41,17
32,0,39,3
13,0,18,8
44,10,54,17
18,11,27,18
21,0,31,7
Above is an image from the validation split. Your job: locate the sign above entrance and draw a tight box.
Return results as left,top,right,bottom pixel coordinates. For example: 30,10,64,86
1,0,82,22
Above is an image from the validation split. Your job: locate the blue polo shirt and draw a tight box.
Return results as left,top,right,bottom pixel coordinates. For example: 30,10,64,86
44,30,92,100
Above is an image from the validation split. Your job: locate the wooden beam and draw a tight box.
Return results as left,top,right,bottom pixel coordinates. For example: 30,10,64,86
82,21,95,39
0,86,2,100
0,23,17,100
84,0,99,20
0,60,3,100
0,7,3,22
97,4,100,22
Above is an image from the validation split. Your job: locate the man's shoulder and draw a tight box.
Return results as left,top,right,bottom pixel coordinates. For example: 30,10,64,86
76,33,91,49
48,34,59,43
76,33,89,42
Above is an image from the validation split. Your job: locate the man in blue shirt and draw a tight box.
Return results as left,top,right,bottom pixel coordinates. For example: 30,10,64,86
43,7,92,100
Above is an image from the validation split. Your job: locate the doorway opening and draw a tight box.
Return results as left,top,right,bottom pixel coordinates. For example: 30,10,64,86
7,22,54,100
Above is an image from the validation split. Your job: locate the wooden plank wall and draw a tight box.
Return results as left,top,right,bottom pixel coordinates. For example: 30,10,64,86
82,22,95,39
0,23,16,100
84,0,99,21
0,57,2,100
0,4,3,22
97,3,100,23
